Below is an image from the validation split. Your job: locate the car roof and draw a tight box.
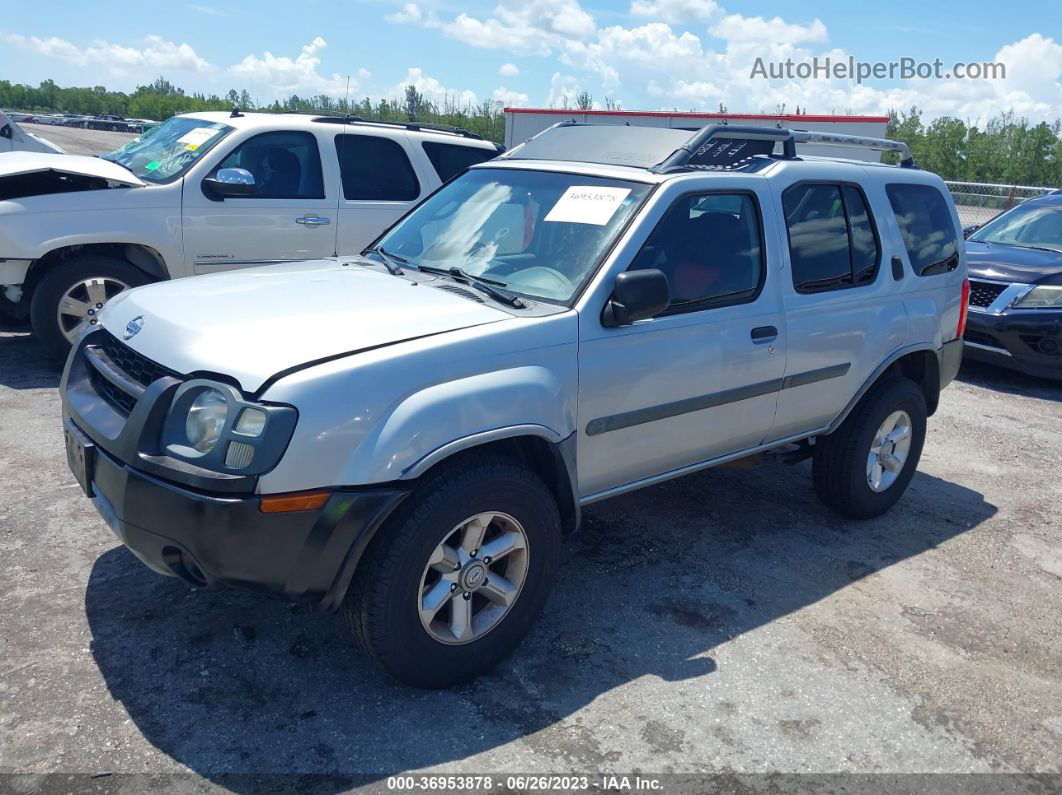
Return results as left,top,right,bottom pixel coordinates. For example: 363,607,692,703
180,111,498,148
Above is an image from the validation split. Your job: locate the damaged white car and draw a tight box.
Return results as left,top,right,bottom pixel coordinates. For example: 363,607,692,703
0,111,499,356
0,110,64,155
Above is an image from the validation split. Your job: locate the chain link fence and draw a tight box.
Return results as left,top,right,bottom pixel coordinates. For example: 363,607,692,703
945,181,1055,228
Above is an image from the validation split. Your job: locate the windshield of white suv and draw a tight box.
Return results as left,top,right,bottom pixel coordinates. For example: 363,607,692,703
374,168,652,303
100,117,234,183
970,202,1062,252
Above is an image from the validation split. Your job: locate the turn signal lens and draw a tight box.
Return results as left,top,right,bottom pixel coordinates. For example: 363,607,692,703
259,490,331,513
957,278,970,339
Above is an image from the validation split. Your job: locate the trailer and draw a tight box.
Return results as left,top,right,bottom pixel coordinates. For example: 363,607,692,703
503,108,891,162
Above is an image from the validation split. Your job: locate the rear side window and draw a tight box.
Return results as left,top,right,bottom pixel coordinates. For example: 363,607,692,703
422,141,496,182
335,134,420,201
886,183,959,276
782,182,881,292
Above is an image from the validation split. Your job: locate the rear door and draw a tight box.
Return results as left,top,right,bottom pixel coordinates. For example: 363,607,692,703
333,132,430,256
767,169,908,441
181,129,338,274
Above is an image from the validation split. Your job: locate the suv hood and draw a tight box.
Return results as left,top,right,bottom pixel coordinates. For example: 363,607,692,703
966,240,1062,286
0,152,144,187
100,260,512,392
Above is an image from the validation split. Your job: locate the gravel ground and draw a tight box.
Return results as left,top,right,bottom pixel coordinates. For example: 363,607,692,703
19,123,136,156
0,320,1060,789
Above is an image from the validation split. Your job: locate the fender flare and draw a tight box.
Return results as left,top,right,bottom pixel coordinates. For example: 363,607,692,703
826,342,940,433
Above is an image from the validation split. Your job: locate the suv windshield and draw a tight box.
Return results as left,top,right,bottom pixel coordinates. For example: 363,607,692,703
374,168,651,303
100,117,233,183
970,202,1062,252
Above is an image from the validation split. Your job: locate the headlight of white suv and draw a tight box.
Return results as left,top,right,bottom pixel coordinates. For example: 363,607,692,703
161,380,297,474
1014,285,1062,309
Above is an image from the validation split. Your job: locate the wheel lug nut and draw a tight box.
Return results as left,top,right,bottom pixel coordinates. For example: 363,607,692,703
482,578,489,587
470,549,477,558
450,584,457,592
454,563,461,572
463,592,471,600
96,303,103,308
483,556,492,564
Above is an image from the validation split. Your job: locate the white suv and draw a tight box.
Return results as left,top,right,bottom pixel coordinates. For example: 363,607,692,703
60,123,967,687
0,111,500,356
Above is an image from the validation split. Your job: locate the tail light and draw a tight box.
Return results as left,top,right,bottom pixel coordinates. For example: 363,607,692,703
956,278,970,339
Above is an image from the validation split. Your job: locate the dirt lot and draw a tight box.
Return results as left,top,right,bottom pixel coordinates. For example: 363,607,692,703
19,123,136,156
0,319,1060,789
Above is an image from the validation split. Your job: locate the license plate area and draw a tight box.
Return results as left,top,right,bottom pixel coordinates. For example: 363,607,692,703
64,421,96,498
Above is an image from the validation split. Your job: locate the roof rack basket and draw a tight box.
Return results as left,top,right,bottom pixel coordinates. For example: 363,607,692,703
651,124,916,172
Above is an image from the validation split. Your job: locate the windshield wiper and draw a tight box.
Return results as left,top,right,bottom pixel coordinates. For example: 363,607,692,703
363,246,406,275
416,264,526,308
1007,243,1061,253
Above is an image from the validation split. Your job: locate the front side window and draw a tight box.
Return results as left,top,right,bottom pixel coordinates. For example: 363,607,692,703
336,134,420,200
969,202,1062,253
100,116,233,183
886,183,959,275
783,182,881,292
630,192,765,312
216,130,324,199
423,141,497,182
376,168,651,303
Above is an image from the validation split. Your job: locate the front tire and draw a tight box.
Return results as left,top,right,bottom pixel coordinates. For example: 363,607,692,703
343,455,562,688
812,377,927,519
29,256,152,360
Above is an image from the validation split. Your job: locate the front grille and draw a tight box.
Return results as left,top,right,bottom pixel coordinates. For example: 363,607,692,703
90,331,180,415
968,280,1007,308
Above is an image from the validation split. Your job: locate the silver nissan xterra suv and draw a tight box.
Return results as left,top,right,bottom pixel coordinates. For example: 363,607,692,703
60,123,967,688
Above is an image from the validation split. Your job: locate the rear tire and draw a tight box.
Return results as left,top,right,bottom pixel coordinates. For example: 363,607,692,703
812,377,927,519
343,455,562,688
29,255,152,360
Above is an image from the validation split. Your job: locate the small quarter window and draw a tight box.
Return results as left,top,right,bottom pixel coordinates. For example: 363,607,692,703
335,134,420,201
886,183,960,276
783,182,881,292
422,141,496,182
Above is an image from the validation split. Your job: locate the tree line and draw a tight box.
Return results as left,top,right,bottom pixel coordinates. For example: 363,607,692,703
2,77,1060,186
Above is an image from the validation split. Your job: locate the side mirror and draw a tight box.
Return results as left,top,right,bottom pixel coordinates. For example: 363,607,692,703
202,167,257,200
962,224,981,239
602,269,670,327
0,124,11,140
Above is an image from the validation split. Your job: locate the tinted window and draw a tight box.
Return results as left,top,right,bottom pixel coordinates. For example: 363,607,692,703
631,193,764,311
423,141,496,182
886,183,959,276
217,130,324,199
335,134,419,200
783,183,881,292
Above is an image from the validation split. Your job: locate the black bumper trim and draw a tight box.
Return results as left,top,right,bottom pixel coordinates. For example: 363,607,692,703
86,439,408,610
964,309,1062,380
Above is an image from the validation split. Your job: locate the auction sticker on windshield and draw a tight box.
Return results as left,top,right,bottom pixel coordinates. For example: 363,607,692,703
545,186,632,225
177,127,220,151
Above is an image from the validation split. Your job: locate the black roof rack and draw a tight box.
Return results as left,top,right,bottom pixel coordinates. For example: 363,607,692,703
309,115,485,141
502,121,916,171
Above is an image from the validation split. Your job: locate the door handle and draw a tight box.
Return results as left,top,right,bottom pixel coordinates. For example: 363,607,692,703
751,325,778,343
296,215,331,225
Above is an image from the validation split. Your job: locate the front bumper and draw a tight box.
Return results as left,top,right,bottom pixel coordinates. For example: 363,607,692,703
71,418,406,610
964,308,1062,380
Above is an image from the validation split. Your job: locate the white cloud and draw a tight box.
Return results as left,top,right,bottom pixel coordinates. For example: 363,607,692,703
397,67,478,108
708,14,828,45
187,4,224,17
498,62,520,77
385,3,422,24
629,0,720,24
492,85,530,106
1,32,212,73
546,72,585,108
230,37,350,97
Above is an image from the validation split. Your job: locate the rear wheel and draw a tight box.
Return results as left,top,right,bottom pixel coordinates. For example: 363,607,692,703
29,256,152,359
812,377,927,519
343,456,561,688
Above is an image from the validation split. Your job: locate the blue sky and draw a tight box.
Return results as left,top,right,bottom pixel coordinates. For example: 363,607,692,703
2,0,1060,121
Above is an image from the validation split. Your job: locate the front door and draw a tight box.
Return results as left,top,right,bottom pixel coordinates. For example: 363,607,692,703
577,187,788,499
182,129,338,274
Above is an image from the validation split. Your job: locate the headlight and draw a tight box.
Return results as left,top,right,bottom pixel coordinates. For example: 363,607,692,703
161,379,298,475
185,388,228,454
1014,285,1062,309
